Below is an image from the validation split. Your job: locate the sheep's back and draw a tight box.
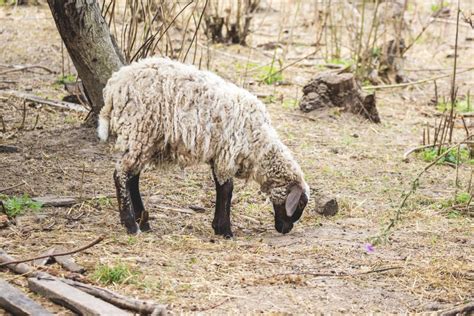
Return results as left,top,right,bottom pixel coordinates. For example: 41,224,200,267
104,57,273,178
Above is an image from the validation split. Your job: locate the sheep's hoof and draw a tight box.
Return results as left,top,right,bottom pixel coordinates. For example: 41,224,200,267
213,223,233,238
125,223,141,235
139,221,152,232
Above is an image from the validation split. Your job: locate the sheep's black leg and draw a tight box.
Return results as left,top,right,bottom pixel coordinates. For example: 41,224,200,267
129,173,151,232
212,170,233,238
114,169,140,234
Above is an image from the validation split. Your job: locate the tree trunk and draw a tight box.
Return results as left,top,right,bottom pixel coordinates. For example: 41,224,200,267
47,0,125,120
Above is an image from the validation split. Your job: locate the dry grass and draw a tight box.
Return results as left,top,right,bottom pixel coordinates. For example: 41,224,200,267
1,1,473,314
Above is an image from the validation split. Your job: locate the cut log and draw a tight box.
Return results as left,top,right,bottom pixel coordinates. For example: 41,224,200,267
299,71,380,123
28,276,131,316
0,279,53,316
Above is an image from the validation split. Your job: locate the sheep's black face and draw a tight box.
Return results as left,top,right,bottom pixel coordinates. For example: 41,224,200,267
272,185,308,234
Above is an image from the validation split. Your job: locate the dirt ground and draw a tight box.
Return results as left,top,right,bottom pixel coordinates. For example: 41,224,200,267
1,2,473,314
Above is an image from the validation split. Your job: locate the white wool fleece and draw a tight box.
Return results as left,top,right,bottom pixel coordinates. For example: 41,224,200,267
98,57,309,200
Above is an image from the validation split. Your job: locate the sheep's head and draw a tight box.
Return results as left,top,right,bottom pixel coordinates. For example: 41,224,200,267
270,182,309,234
257,141,310,233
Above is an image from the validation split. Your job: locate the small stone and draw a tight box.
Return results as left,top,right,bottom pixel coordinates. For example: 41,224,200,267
0,215,9,228
315,198,338,217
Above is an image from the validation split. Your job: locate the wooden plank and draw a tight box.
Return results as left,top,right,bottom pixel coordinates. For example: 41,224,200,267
32,196,77,207
52,248,85,274
31,194,115,208
28,277,131,316
59,278,166,315
32,248,56,267
0,279,53,316
0,249,35,275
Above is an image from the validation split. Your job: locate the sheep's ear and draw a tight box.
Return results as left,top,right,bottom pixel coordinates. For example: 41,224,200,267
285,185,303,217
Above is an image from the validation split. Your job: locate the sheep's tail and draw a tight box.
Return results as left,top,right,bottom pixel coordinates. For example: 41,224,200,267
97,115,110,141
97,89,113,142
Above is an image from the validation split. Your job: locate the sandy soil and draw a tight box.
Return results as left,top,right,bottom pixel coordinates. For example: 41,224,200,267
0,2,473,314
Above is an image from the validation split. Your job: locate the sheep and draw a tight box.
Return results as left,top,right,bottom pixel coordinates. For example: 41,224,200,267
98,57,310,237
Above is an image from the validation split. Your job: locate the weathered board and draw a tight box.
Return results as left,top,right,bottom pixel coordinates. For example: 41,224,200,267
32,196,77,207
53,249,86,273
28,277,130,316
0,279,53,316
32,248,56,266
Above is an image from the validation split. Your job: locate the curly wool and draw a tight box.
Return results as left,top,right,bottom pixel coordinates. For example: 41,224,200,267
99,57,309,201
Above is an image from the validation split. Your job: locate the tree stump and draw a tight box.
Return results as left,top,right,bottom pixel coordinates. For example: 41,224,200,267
299,71,381,123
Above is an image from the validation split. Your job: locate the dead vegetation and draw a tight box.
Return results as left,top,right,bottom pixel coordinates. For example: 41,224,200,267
0,0,473,314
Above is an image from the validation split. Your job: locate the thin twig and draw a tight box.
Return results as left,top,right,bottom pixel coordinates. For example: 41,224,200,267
373,137,473,244
287,113,317,122
0,181,25,193
1,91,88,112
0,235,105,268
363,66,474,90
0,65,55,76
273,266,401,278
0,115,6,133
403,141,474,161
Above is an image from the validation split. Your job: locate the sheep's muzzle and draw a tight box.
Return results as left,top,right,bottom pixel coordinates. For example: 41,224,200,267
272,193,307,234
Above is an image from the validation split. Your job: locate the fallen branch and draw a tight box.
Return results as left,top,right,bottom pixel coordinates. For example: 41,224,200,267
363,66,474,91
438,301,474,316
0,181,25,193
288,113,317,122
0,65,55,76
0,235,104,268
153,204,196,215
1,91,88,112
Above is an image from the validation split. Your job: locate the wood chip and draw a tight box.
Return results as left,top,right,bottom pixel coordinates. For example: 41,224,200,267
0,278,53,316
28,276,131,316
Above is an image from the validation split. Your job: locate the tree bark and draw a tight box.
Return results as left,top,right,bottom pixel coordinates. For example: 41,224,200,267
47,0,125,119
